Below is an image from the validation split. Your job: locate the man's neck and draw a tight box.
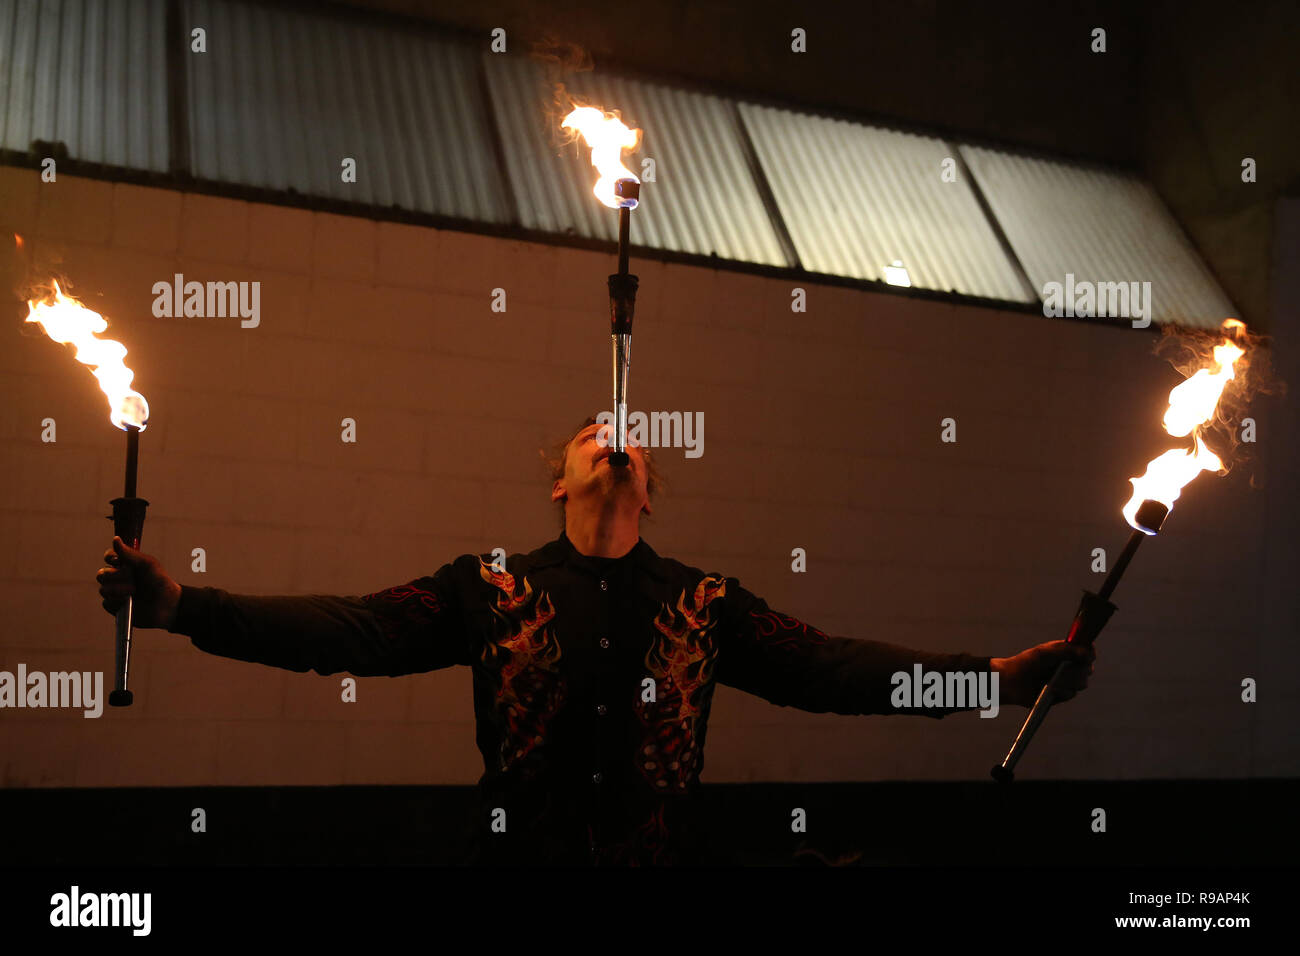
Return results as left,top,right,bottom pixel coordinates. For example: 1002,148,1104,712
564,506,640,559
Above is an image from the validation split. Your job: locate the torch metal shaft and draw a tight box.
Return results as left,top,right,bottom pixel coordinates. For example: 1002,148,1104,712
613,206,630,463
113,598,135,704
124,424,139,498
991,658,1076,782
607,179,639,467
1098,528,1145,601
618,206,630,277
613,331,631,458
613,207,630,461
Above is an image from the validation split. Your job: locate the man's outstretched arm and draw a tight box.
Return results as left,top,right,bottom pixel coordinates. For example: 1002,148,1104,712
96,535,472,677
714,577,1093,717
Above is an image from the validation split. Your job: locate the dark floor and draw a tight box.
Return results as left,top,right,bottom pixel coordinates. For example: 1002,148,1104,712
3,779,1295,866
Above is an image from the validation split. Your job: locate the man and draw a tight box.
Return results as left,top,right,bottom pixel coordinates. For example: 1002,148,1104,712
96,416,1094,866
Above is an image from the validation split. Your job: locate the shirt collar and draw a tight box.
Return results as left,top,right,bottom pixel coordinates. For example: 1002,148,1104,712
532,531,668,581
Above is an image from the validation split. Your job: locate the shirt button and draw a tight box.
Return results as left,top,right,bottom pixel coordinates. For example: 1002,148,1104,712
599,638,610,649
592,772,603,784
596,704,607,716
599,579,608,591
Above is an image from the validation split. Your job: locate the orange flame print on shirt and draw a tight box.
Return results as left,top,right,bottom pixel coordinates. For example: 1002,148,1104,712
479,559,564,773
638,575,727,792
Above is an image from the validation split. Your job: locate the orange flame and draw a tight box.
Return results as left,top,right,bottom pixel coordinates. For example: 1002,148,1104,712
1161,340,1245,436
561,105,640,209
24,280,149,430
1122,319,1246,533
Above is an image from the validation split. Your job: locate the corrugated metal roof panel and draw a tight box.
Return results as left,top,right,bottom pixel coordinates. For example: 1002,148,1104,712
183,0,509,222
0,0,169,170
484,54,792,267
2,0,1240,327
737,102,1033,301
961,146,1237,328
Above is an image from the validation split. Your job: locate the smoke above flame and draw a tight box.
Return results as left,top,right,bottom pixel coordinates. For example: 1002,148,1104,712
1122,319,1248,533
23,277,149,431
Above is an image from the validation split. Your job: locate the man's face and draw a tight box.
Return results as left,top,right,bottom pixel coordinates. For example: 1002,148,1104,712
551,422,653,516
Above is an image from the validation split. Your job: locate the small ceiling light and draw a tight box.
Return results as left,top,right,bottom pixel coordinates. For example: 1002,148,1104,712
883,259,911,287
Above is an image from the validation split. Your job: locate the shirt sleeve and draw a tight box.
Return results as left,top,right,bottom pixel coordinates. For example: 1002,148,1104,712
168,562,472,677
714,577,994,718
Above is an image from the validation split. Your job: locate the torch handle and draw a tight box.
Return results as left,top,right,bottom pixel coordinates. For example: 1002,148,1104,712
991,589,1117,782
993,504,1167,779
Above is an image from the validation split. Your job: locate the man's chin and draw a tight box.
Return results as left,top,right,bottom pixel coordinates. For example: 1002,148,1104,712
584,467,637,501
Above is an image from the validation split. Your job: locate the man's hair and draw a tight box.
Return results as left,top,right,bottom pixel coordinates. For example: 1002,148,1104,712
542,415,664,527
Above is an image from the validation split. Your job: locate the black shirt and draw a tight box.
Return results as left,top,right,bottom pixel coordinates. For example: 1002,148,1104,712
170,532,993,865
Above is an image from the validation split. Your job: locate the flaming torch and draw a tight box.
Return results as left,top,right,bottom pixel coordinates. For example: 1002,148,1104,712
992,319,1249,781
24,280,150,708
562,105,641,467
